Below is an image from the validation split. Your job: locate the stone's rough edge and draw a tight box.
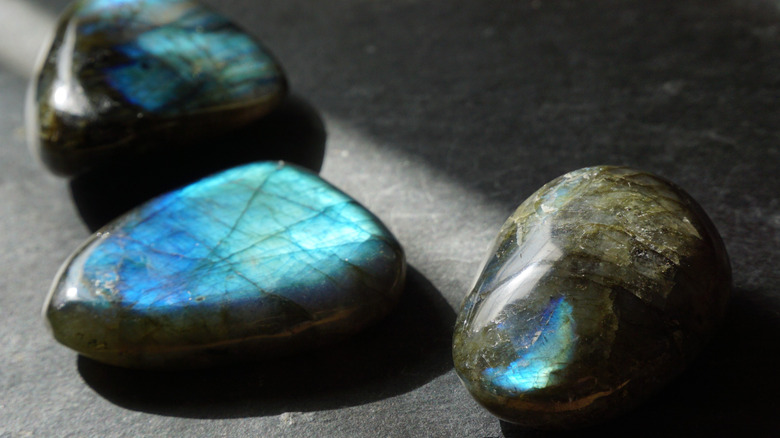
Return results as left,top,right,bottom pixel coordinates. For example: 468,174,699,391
27,0,289,176
43,161,407,369
452,165,732,430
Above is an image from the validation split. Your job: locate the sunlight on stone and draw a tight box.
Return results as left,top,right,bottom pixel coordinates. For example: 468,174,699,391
323,117,509,310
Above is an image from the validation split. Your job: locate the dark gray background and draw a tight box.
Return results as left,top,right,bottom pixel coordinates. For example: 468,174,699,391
1,0,778,436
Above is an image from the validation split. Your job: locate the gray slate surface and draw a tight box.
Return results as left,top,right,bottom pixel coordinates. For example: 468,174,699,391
1,0,778,436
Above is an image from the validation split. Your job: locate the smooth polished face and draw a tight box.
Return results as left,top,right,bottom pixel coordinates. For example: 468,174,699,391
453,166,731,429
45,162,406,368
28,0,287,175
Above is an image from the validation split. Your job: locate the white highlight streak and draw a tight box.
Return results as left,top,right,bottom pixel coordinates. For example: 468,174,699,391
66,287,78,299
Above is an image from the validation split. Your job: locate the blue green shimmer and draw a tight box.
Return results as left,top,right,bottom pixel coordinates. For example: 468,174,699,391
453,166,732,429
29,0,287,175
72,0,282,114
483,297,575,393
45,162,406,368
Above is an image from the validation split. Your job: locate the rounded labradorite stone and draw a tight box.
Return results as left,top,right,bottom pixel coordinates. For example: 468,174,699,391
45,161,406,368
453,166,731,429
27,0,287,176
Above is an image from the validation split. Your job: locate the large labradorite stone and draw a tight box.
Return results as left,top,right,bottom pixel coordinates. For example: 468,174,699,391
453,166,731,429
28,0,287,176
45,162,405,368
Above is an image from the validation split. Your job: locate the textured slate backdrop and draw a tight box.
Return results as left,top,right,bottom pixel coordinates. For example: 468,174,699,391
1,0,778,436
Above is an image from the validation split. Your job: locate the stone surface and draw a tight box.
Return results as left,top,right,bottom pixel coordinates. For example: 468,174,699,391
452,166,732,429
45,161,406,368
27,0,287,176
4,0,778,436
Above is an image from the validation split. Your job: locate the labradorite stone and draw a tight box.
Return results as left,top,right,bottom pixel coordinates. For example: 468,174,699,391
453,166,731,429
28,0,287,176
45,162,406,368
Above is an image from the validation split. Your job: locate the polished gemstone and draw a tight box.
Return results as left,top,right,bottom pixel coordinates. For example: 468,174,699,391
453,166,731,429
28,0,287,175
45,161,406,368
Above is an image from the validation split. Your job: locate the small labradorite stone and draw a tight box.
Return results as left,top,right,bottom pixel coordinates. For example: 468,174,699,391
28,0,287,176
453,166,731,429
45,162,406,368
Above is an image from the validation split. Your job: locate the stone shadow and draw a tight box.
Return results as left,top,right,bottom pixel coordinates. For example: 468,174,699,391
77,266,455,419
499,287,780,437
69,94,326,231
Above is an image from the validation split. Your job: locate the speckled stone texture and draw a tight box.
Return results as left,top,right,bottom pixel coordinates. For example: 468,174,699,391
3,0,778,436
27,0,287,175
453,166,731,429
45,161,406,368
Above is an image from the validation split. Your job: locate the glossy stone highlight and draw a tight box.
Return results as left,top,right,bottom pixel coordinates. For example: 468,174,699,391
453,166,731,429
45,162,406,368
28,0,287,175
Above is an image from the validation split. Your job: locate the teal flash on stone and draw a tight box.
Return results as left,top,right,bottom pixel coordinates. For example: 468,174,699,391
453,166,731,429
45,162,406,368
27,0,287,175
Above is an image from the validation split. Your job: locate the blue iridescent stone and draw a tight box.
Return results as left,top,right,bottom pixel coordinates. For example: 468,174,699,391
27,0,287,175
45,162,406,368
453,166,731,429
